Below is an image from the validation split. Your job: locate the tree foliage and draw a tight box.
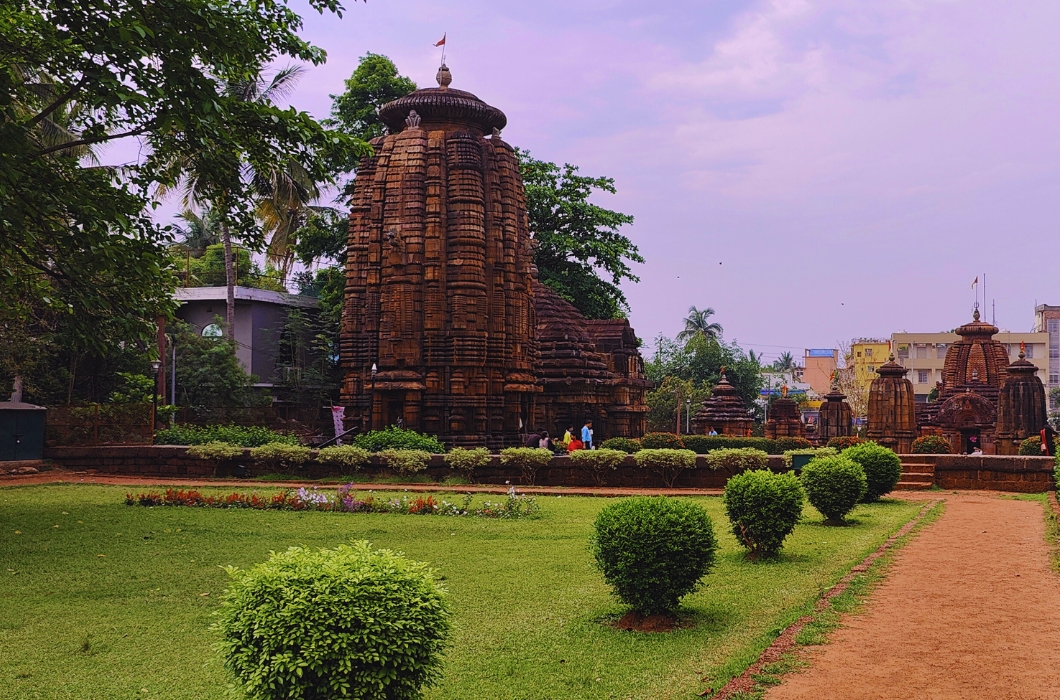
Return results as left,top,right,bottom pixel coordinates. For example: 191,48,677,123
677,306,723,343
517,150,642,319
329,53,417,144
2,0,363,372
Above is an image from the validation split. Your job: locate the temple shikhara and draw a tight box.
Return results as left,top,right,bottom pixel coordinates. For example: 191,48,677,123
339,67,649,447
867,310,1048,454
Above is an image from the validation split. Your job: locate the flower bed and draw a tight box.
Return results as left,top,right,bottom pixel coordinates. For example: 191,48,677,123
125,485,540,519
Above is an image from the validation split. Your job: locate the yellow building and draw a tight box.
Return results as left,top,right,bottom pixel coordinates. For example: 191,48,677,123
849,338,891,392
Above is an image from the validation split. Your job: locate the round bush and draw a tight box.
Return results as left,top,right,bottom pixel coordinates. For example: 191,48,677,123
354,426,445,453
703,447,769,471
589,496,717,616
826,436,864,451
1018,436,1042,456
632,448,697,487
600,437,642,454
640,432,685,450
800,455,867,523
842,441,902,501
316,445,370,472
911,435,950,454
216,541,450,700
773,436,812,452
724,470,804,558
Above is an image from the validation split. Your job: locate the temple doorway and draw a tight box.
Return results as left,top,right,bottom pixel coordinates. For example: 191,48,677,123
962,429,982,454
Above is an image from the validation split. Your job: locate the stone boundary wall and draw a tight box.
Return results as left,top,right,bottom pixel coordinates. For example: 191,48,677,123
900,454,1055,493
41,447,1059,492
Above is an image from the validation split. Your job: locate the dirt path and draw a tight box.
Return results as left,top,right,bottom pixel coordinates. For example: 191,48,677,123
765,493,1060,700
0,469,722,498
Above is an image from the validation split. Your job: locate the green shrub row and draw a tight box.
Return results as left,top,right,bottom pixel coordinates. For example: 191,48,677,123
911,435,950,454
353,426,446,453
156,424,299,447
599,437,642,453
655,434,814,455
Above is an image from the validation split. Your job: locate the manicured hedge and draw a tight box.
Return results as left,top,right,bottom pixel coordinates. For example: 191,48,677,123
911,435,950,454
675,435,812,455
640,432,685,450
156,424,299,447
599,437,642,454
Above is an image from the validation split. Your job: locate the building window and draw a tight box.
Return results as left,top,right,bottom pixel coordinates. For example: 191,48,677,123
937,344,948,358
1050,320,1059,334
1025,344,1034,359
867,366,875,373
1051,374,1059,385
865,348,874,357
917,370,929,384
897,344,909,359
201,323,223,338
915,345,928,359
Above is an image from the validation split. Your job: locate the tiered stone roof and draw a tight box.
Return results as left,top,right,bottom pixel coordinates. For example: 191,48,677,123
691,372,753,436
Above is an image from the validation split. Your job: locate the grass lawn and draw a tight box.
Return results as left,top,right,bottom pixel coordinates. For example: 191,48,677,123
0,484,921,700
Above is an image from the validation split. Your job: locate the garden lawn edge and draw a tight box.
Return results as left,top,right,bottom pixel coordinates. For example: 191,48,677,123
711,498,943,700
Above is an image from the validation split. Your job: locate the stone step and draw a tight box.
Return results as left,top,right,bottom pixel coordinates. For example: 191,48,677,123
895,480,934,490
899,472,935,483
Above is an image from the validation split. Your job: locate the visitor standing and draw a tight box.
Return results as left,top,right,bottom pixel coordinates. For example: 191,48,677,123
561,426,574,447
538,431,550,449
567,437,584,453
1041,423,1057,457
708,428,718,436
581,420,593,450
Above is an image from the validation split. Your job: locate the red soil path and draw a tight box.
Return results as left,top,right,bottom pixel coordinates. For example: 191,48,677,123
0,469,722,497
765,493,1060,700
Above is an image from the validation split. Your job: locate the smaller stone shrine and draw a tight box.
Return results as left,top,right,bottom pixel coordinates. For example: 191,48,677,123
764,386,806,439
866,354,918,453
816,377,853,445
994,343,1048,454
690,370,753,436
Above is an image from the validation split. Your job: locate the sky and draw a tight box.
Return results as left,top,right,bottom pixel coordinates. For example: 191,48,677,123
130,0,1060,365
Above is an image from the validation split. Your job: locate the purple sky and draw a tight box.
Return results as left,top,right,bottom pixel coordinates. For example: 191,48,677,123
133,0,1060,363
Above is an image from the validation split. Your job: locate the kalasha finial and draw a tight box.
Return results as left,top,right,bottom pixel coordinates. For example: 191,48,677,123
405,110,421,129
436,63,452,89
1020,341,1027,359
781,385,789,398
973,307,980,322
888,353,896,362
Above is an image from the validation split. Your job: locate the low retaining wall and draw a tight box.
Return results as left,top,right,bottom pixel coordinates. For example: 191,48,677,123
900,454,1055,493
43,446,787,489
42,446,1060,492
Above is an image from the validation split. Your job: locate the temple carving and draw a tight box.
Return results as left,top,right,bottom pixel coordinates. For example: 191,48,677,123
339,68,649,447
867,310,1048,454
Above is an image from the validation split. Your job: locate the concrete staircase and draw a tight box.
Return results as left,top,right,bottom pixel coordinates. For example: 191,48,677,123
896,455,936,490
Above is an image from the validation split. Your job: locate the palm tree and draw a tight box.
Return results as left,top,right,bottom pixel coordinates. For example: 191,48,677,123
172,208,222,256
677,306,723,343
772,352,796,372
158,66,309,336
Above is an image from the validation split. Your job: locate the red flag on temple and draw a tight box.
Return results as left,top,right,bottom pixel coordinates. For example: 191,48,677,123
434,34,446,46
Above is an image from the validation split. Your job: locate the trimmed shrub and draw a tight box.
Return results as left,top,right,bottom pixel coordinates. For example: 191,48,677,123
640,432,686,450
783,447,837,467
156,424,298,447
186,441,244,461
800,455,867,523
1019,436,1042,456
723,470,804,559
569,448,627,486
826,436,864,451
600,437,642,454
678,436,787,455
911,435,950,454
702,447,769,472
633,448,697,487
215,541,450,700
499,447,553,485
378,449,431,475
773,436,812,452
843,442,902,501
354,426,446,454
250,442,313,470
589,497,717,616
316,445,370,473
443,447,491,482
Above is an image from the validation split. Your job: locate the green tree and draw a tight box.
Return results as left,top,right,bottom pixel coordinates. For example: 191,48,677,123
677,306,723,343
170,322,268,409
329,53,417,143
517,150,643,319
2,0,361,392
771,351,796,372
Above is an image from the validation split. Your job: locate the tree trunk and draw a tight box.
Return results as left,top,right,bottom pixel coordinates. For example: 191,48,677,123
222,222,235,337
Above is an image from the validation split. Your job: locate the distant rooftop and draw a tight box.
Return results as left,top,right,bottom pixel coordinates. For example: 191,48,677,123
806,348,836,357
174,286,318,309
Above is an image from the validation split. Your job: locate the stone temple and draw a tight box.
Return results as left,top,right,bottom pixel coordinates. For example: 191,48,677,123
339,67,649,447
867,309,1048,454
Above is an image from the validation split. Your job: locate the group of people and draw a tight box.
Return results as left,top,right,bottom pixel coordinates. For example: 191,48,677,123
524,421,596,453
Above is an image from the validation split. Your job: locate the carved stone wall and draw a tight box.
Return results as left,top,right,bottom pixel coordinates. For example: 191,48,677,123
816,386,853,444
764,396,805,439
866,355,918,453
690,371,754,437
995,350,1048,454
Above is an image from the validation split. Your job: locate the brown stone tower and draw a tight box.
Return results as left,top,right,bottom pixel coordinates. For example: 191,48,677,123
866,354,917,453
340,67,538,447
764,387,806,439
817,380,853,445
690,370,753,436
995,345,1048,454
